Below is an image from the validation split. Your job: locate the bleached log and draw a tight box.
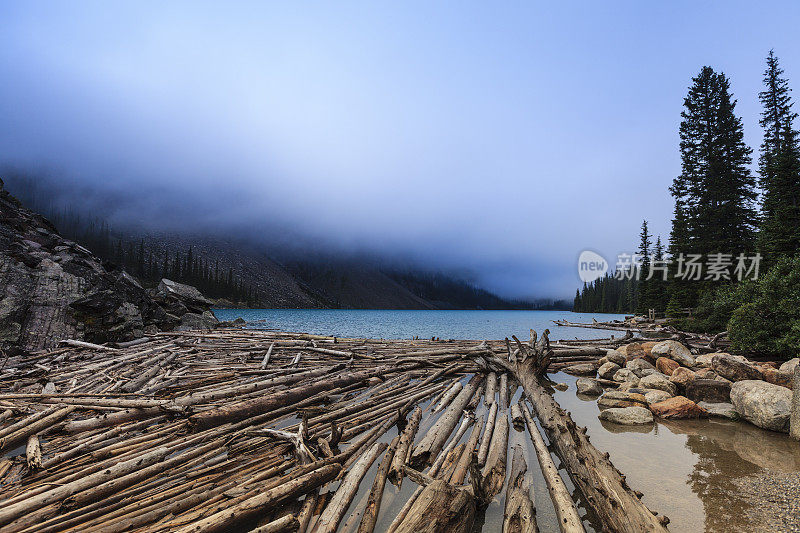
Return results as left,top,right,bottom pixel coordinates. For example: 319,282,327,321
477,401,498,466
410,375,481,467
388,406,422,487
520,402,584,533
502,444,536,533
480,409,508,500
315,441,387,533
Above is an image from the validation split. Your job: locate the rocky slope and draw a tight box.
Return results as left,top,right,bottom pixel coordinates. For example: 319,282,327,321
0,180,215,351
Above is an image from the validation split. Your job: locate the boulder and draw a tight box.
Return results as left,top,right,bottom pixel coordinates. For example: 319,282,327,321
760,366,793,389
174,310,218,331
712,355,763,382
576,378,603,396
638,373,677,396
626,358,657,378
730,380,792,432
694,353,716,368
597,361,621,380
597,390,647,409
649,396,708,419
685,379,731,403
669,367,697,389
617,343,644,360
656,357,680,376
779,358,799,374
643,389,673,405
598,406,653,425
553,382,569,391
650,340,695,367
640,341,659,357
605,350,626,366
612,368,639,384
694,368,719,380
563,363,598,376
697,402,738,420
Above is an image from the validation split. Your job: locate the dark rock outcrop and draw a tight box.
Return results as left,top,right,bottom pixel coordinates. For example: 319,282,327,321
150,279,218,331
0,180,215,350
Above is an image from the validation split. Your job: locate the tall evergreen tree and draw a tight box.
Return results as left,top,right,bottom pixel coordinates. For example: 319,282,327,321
757,50,800,264
636,220,652,314
668,66,757,309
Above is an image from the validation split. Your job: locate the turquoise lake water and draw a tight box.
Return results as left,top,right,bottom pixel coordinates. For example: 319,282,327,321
211,309,627,340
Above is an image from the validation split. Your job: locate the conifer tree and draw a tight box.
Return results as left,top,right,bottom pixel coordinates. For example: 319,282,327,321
758,50,800,264
636,220,651,314
669,66,757,308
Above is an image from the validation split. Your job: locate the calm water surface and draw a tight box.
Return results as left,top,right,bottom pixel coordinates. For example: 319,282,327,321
212,309,628,341
212,309,800,532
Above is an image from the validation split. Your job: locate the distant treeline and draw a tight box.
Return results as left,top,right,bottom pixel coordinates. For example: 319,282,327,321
4,172,259,304
574,51,800,357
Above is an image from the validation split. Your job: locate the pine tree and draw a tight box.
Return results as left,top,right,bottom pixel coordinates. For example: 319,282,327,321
636,220,652,314
758,50,800,264
669,66,757,308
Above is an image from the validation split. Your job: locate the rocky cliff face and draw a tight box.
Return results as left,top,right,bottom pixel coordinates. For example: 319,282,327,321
0,180,215,351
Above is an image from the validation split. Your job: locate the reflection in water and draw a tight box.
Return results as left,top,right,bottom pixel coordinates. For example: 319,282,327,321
553,373,800,533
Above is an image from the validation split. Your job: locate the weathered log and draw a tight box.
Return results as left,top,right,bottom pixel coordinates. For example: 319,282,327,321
507,357,669,532
315,442,387,533
520,402,584,533
477,401,498,466
410,375,481,467
174,464,341,533
0,406,75,452
357,435,400,533
388,406,422,487
190,366,390,429
499,373,509,410
510,403,524,431
0,446,170,528
449,413,485,484
481,408,509,501
485,372,497,405
503,444,537,533
25,435,41,471
432,381,463,413
392,477,475,533
260,342,275,369
248,514,299,533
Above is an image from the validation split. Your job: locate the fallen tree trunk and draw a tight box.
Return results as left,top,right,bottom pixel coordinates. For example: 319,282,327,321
174,463,341,533
393,469,476,533
410,375,481,467
499,357,669,532
503,444,536,533
520,402,584,533
388,406,422,487
357,435,400,533
315,442,387,533
190,366,391,429
480,408,508,501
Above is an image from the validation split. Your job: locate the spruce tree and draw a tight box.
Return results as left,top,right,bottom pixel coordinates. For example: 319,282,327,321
636,220,652,314
669,66,757,308
758,50,800,264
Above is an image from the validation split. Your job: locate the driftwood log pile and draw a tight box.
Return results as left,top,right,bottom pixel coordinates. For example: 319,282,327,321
0,328,668,532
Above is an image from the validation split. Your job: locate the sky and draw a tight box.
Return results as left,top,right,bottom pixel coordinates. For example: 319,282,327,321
1,2,799,299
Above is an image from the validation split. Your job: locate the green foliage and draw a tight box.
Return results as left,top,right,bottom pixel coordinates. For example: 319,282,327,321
728,256,800,358
669,66,758,307
757,51,800,266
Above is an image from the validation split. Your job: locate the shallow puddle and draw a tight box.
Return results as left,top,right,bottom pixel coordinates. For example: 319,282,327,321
552,372,800,533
